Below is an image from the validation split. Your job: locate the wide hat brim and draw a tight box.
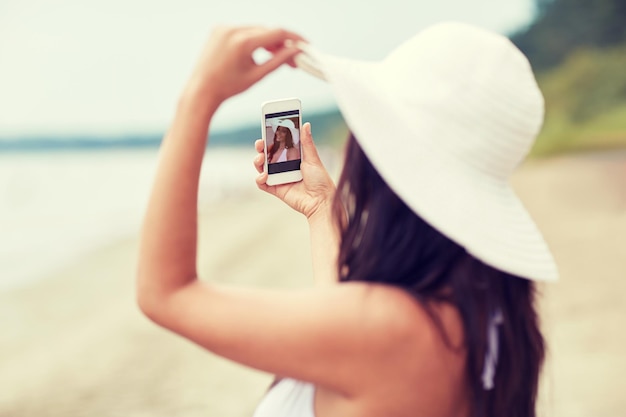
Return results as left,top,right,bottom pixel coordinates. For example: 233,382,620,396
295,22,558,281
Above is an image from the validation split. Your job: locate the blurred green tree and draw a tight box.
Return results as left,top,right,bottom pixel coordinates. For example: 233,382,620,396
512,0,626,70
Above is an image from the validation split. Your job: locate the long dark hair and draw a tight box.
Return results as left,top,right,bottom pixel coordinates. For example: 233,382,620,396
268,126,294,163
333,134,545,417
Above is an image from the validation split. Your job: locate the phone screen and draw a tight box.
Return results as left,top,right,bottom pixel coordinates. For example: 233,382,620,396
265,110,301,174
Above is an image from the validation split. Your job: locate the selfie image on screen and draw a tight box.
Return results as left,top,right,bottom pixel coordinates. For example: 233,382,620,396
265,111,301,174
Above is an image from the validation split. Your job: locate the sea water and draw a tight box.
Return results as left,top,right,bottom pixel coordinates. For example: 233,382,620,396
0,147,257,290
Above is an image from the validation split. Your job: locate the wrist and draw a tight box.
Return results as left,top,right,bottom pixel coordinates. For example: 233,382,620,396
307,197,335,226
179,78,222,116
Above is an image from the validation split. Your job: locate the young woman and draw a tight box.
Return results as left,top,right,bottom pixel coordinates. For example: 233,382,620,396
138,23,558,417
268,122,300,163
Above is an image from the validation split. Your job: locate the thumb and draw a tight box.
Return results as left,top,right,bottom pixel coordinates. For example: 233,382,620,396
300,122,322,165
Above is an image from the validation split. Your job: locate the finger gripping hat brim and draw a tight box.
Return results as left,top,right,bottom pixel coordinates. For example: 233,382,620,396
295,22,558,282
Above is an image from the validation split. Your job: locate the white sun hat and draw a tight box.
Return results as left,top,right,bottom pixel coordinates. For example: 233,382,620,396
267,118,300,146
294,21,558,281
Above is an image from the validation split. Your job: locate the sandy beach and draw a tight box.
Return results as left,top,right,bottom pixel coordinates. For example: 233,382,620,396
1,150,625,417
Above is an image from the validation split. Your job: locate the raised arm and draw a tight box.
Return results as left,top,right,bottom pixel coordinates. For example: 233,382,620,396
137,26,302,306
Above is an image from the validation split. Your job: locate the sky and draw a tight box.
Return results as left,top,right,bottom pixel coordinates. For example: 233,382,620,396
0,0,537,137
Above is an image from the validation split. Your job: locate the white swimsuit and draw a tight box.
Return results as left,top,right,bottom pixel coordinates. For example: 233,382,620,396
276,148,288,163
252,378,316,417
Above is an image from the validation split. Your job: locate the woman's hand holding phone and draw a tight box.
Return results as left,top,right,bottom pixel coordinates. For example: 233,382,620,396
254,122,336,221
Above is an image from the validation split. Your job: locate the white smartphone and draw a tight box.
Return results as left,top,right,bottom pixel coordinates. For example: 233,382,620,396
262,98,303,186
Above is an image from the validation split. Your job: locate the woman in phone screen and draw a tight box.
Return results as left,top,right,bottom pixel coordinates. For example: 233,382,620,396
268,122,300,163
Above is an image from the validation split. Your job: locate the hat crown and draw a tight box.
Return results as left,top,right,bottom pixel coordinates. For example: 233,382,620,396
381,23,544,180
276,119,296,129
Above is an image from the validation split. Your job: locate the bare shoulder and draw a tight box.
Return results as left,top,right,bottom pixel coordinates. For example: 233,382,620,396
355,284,458,356
357,285,426,332
315,284,468,416
287,147,300,159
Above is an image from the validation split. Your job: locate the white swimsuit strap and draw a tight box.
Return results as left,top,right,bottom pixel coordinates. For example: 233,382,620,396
252,378,315,417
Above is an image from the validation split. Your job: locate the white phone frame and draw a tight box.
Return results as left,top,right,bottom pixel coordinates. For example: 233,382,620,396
262,98,303,186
